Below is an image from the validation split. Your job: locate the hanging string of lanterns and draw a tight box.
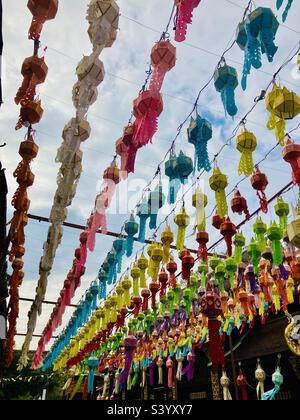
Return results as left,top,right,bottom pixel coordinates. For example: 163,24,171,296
18,0,120,370
5,0,59,369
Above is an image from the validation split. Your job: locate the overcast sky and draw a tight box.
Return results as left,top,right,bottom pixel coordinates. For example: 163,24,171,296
0,0,300,352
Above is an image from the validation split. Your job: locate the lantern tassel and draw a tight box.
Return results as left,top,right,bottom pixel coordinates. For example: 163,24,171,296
221,85,238,117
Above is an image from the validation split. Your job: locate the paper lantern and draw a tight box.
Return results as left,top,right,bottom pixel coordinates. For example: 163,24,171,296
283,138,300,185
133,90,163,147
115,137,129,177
137,200,150,243
254,217,267,253
233,232,245,265
161,226,174,264
267,221,283,266
137,254,148,289
212,213,225,231
199,283,225,370
19,135,39,161
209,167,228,218
220,217,237,257
148,183,165,230
214,62,238,117
125,214,139,257
165,152,181,204
237,8,279,90
266,84,300,146
188,114,212,172
149,40,176,92
231,190,250,220
16,99,44,130
251,166,269,213
276,0,294,22
72,81,98,119
275,197,289,235
174,207,190,251
15,55,48,105
192,188,207,231
76,55,105,87
174,0,201,42
236,129,257,176
27,0,59,40
287,206,300,249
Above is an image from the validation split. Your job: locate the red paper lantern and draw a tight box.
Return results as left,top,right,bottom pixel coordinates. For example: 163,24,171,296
212,214,225,230
196,231,209,262
27,0,59,40
283,138,300,185
199,283,225,370
149,40,176,92
133,90,163,147
15,56,48,105
251,166,269,213
231,190,250,220
220,217,237,257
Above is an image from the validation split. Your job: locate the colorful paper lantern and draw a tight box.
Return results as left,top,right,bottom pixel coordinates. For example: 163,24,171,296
283,138,300,185
188,114,212,172
125,214,139,257
236,129,257,176
220,217,237,257
231,190,250,220
237,8,279,90
214,62,238,117
174,207,190,251
161,225,174,264
233,232,245,265
209,167,228,218
137,200,150,243
254,217,267,253
266,84,300,146
199,283,225,370
267,221,283,266
27,0,59,40
15,55,48,105
148,182,165,230
133,90,163,147
165,151,181,204
251,166,269,214
174,0,201,42
149,40,176,92
275,197,290,235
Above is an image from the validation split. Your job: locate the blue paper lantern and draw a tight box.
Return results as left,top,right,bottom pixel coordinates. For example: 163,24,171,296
237,8,279,90
90,281,99,311
137,200,150,243
125,214,139,257
113,237,125,274
214,63,238,117
165,152,181,204
188,116,211,172
148,183,165,230
107,249,117,285
98,268,108,300
88,356,99,394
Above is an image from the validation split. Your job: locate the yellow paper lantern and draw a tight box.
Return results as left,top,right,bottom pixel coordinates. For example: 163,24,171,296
174,207,190,251
236,129,257,176
209,167,228,218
